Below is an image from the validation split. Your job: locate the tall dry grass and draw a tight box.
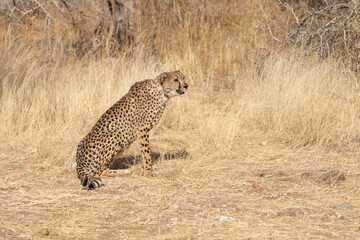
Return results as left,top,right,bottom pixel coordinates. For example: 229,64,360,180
238,52,360,149
1,44,359,159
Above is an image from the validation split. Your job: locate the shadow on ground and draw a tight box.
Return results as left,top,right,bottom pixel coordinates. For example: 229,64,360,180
110,150,189,169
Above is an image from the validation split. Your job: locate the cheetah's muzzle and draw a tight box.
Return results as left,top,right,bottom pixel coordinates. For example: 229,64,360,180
176,83,188,96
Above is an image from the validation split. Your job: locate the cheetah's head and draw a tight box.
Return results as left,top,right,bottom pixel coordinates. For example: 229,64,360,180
158,71,188,98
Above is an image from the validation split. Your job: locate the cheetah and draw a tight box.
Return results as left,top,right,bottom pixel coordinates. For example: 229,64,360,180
76,71,188,190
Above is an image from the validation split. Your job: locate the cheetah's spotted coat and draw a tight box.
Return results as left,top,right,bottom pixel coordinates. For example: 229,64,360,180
76,71,188,190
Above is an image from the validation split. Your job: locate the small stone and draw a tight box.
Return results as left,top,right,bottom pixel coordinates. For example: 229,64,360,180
258,219,267,225
216,216,235,222
319,170,346,184
170,217,178,221
40,228,50,236
260,141,267,146
259,172,266,177
23,146,37,154
333,203,354,209
275,172,289,178
277,209,296,217
301,172,314,178
26,172,34,177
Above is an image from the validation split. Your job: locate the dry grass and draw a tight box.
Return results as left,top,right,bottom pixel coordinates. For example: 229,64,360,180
238,51,360,149
1,1,360,239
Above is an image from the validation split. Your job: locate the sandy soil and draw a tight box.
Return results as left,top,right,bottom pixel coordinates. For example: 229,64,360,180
0,138,359,240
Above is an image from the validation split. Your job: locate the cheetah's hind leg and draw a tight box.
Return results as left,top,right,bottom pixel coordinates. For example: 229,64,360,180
81,175,104,190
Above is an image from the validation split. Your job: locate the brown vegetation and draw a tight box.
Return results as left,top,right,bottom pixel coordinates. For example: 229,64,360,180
266,0,360,71
0,1,360,239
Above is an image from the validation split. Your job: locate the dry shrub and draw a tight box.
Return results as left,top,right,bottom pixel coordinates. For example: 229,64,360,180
1,1,271,66
265,0,360,72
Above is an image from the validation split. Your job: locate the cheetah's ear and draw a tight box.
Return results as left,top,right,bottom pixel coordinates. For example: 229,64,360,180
158,72,168,85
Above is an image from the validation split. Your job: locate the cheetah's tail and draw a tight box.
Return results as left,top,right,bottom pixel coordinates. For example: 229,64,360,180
81,175,104,190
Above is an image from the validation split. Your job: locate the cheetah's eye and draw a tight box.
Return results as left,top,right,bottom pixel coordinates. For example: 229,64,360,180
174,79,179,83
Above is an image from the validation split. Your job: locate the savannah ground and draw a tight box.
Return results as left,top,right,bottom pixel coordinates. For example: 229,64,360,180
1,1,360,239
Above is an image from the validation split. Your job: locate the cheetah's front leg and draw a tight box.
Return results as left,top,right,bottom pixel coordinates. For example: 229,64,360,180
137,128,153,176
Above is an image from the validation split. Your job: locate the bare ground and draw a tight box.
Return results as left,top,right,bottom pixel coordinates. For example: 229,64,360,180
0,137,359,240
